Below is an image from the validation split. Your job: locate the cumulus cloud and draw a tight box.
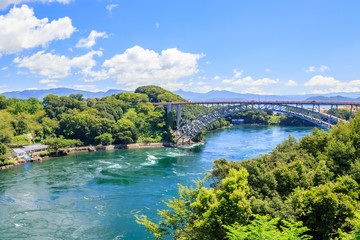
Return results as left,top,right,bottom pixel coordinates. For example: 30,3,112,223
216,69,280,94
0,5,75,55
285,80,298,86
0,0,71,9
102,45,204,89
304,75,340,87
76,30,108,48
13,45,203,90
14,50,103,79
305,65,330,73
304,75,360,93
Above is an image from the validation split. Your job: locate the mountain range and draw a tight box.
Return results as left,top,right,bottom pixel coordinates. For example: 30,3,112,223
0,88,128,100
1,88,360,102
173,90,360,102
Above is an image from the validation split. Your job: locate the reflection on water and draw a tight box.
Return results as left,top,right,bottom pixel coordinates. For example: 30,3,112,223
0,125,313,239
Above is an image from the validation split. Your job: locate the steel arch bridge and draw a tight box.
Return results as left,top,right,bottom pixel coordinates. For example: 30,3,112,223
154,101,360,142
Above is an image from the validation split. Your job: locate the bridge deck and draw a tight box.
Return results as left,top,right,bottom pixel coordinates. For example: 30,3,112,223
154,101,360,105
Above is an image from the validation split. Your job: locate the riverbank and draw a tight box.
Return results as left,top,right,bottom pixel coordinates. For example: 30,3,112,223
1,125,234,171
0,125,315,240
1,142,175,170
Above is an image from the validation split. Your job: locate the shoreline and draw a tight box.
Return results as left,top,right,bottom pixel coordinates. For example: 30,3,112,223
0,142,176,171
0,124,312,171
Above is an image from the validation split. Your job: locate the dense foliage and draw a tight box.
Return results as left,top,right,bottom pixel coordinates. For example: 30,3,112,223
135,85,186,102
0,86,186,164
137,114,360,240
228,111,316,127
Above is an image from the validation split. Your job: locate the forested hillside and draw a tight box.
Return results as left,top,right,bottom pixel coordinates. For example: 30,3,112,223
137,114,360,240
0,85,230,166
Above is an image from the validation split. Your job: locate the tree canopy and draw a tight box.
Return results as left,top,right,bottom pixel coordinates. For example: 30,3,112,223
137,113,360,240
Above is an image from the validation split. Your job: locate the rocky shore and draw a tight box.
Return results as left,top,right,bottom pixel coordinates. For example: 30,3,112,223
1,142,174,170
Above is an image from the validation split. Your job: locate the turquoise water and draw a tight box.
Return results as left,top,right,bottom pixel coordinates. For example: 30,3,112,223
0,125,313,239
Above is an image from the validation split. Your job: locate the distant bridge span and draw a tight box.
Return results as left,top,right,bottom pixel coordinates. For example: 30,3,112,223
153,101,360,142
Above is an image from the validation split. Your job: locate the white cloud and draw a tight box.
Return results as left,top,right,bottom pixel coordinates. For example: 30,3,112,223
76,30,108,48
14,50,103,79
156,23,159,29
305,65,330,73
285,80,298,86
213,75,221,80
306,66,316,73
106,4,118,13
39,79,58,83
47,83,62,88
304,75,340,87
0,0,71,10
72,84,99,92
304,75,360,93
318,65,330,72
1,67,8,71
265,68,271,72
0,5,75,55
102,45,204,89
221,69,279,87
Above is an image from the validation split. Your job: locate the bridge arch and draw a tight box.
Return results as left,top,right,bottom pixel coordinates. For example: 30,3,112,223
175,104,339,141
154,101,354,142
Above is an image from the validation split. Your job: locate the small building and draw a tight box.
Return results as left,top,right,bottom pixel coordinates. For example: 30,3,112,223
22,144,48,154
11,148,26,158
232,119,245,124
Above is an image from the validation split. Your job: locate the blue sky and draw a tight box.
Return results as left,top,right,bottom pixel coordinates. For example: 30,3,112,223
0,0,359,95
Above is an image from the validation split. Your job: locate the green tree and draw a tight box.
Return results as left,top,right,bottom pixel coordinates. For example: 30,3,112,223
113,119,138,144
137,168,251,240
44,137,83,150
0,95,7,109
94,133,113,145
327,108,351,120
69,94,84,101
225,215,311,240
0,143,8,156
58,110,113,144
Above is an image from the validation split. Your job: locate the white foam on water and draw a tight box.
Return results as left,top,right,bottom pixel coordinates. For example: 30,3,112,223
172,168,186,176
178,142,205,149
99,160,111,164
108,163,123,169
165,151,188,157
95,167,103,174
140,154,158,166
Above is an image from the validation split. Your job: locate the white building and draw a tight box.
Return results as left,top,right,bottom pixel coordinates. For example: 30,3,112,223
22,144,48,154
11,148,26,158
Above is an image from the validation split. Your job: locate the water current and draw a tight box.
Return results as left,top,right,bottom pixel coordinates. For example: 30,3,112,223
0,125,313,239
